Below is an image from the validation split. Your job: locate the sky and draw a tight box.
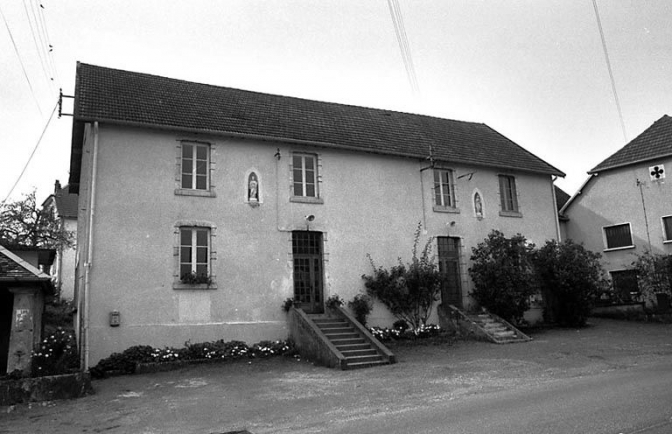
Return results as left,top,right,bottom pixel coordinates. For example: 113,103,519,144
1,0,671,205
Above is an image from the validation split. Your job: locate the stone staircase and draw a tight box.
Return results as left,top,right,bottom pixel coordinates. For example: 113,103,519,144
467,313,531,343
446,305,531,344
310,316,391,369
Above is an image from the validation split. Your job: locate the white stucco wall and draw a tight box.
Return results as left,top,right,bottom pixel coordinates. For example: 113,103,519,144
76,124,561,364
563,158,672,274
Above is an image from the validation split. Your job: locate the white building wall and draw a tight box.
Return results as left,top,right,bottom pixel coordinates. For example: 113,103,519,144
77,125,560,364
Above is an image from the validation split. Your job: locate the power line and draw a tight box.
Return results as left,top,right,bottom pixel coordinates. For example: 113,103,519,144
22,0,53,90
1,100,58,205
387,0,420,95
35,0,60,87
592,0,628,143
0,3,44,117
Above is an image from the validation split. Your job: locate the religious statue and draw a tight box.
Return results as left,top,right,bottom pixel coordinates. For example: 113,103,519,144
248,173,259,201
474,192,483,218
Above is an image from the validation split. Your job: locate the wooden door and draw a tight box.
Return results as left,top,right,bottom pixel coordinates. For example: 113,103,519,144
292,231,324,314
438,237,462,309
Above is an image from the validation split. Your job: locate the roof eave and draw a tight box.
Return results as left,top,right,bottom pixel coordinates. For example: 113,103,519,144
589,152,672,174
68,116,565,178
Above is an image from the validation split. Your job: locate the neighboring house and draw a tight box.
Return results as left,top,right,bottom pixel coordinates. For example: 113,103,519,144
0,245,55,373
67,63,565,368
42,180,78,300
561,115,672,304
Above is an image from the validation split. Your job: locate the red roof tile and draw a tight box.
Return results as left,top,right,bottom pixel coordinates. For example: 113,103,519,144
69,63,564,189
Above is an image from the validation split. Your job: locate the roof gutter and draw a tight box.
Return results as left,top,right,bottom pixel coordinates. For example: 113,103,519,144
559,173,597,215
588,152,672,174
70,117,565,178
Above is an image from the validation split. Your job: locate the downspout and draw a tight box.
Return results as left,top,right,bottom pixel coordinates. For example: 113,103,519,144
419,163,432,230
636,178,653,251
82,121,99,371
551,176,561,242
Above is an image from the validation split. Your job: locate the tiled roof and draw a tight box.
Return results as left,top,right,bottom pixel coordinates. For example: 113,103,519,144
590,115,672,173
0,245,51,282
554,185,570,211
54,185,78,219
69,63,563,190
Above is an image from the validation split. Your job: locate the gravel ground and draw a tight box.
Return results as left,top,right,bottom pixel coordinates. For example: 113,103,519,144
1,318,671,434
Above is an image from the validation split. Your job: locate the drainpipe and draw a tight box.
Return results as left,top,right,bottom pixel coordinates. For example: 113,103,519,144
82,121,99,371
550,176,561,242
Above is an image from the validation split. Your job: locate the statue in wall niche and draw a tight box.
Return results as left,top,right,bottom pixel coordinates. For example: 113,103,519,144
248,172,259,202
474,192,483,218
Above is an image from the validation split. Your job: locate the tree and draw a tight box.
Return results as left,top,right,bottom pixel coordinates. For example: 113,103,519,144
468,230,537,324
0,190,74,249
535,240,606,327
362,224,442,332
632,252,672,299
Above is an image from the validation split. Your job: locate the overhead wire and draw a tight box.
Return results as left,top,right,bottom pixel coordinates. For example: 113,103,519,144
0,3,44,117
386,0,420,96
1,100,59,205
592,0,628,143
36,0,60,87
22,0,53,91
391,0,419,93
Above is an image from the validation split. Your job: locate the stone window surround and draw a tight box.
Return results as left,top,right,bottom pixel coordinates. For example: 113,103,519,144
173,220,218,290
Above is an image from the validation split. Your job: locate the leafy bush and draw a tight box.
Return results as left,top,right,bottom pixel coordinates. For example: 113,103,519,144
325,294,344,310
469,230,537,324
281,298,294,312
31,328,79,377
632,252,672,299
180,272,213,285
362,224,442,332
534,239,607,327
368,324,441,342
89,339,295,378
348,294,373,325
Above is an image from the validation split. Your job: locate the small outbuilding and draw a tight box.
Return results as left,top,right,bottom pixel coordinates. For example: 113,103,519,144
0,245,55,374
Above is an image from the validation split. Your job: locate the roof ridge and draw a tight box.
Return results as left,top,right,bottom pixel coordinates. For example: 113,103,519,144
589,114,672,173
76,62,482,127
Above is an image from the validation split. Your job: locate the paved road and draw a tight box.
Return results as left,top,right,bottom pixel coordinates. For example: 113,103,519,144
326,362,672,434
1,318,671,433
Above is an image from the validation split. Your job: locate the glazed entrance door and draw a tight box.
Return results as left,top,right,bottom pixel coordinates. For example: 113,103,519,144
292,231,324,314
438,237,462,309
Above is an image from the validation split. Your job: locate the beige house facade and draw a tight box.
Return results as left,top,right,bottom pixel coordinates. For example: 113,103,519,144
561,115,672,304
69,63,565,368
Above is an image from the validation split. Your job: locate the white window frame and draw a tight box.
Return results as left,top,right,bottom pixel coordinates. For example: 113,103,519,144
173,221,217,290
433,168,458,212
603,222,635,251
662,215,672,243
498,174,521,216
290,152,323,204
175,141,216,197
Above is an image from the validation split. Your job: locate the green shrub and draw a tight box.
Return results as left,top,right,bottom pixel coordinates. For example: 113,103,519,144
535,239,607,326
368,324,441,341
348,294,373,325
325,294,344,310
362,223,442,332
632,252,672,299
468,230,537,324
281,297,294,312
89,339,295,378
31,328,79,377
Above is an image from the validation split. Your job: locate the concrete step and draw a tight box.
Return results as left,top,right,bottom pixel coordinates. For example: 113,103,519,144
345,360,388,370
323,332,359,340
341,349,378,358
344,354,384,364
335,343,371,351
331,337,366,346
318,326,355,334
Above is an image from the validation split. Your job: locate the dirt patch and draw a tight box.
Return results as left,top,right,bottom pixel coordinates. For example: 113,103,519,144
1,318,671,434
